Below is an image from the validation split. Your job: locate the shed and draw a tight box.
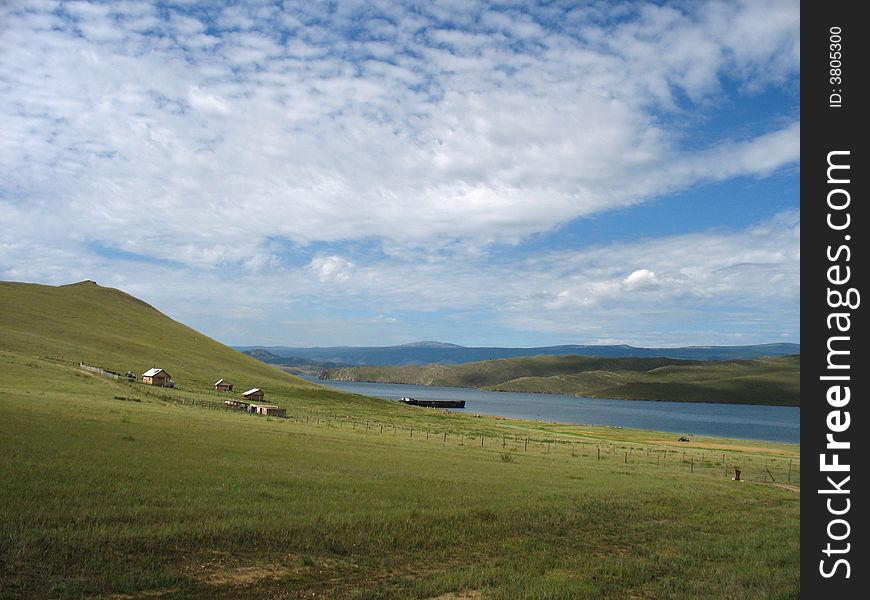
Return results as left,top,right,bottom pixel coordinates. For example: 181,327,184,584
242,387,264,402
251,403,286,418
214,378,233,392
224,399,249,410
142,368,172,387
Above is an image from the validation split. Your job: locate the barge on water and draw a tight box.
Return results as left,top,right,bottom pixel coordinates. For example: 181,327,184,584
400,397,466,409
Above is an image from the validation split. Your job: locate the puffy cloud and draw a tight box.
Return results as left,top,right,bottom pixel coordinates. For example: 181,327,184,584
0,206,799,346
624,269,659,289
1,0,799,267
307,255,355,283
494,210,800,343
0,1,799,346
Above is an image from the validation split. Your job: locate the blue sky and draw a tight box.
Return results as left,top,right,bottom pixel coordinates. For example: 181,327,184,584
0,0,799,347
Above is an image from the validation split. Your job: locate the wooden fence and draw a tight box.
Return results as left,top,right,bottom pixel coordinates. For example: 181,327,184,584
79,362,121,380
125,382,800,486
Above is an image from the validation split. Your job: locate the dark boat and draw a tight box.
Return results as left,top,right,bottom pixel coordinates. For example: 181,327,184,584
400,396,466,409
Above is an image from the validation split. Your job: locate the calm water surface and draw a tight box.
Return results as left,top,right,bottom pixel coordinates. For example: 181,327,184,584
305,377,799,444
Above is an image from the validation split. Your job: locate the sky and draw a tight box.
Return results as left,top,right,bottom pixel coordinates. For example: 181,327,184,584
0,0,800,348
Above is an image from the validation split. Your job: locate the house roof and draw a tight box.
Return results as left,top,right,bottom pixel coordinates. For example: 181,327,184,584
242,387,262,396
142,368,167,377
214,378,231,385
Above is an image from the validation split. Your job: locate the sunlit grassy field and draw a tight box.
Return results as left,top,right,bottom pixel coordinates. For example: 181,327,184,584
1,352,799,599
0,282,799,598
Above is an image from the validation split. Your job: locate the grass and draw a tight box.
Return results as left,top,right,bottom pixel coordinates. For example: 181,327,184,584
322,354,800,406
0,281,800,598
0,351,800,599
0,280,318,394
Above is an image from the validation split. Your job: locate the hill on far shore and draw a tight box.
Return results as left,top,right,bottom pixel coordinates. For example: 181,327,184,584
320,354,800,407
237,341,800,367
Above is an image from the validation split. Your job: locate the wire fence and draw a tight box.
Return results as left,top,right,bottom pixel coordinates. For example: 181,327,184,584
119,380,800,487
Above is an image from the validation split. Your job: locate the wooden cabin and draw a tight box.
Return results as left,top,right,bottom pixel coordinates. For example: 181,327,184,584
224,399,249,410
251,404,286,418
214,378,233,392
142,368,172,387
242,388,264,402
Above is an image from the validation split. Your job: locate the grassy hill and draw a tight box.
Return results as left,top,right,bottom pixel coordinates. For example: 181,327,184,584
0,280,317,393
322,354,800,406
324,355,696,387
0,281,800,599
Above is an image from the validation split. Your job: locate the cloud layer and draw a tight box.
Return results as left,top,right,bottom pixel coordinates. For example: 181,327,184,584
0,1,800,346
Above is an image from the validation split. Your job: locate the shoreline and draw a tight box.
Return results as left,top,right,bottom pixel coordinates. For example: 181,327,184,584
308,376,801,450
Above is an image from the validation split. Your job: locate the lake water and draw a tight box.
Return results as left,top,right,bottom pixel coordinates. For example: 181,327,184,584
304,377,800,444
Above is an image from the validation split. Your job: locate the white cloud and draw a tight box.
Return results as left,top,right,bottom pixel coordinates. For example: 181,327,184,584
0,207,799,346
0,1,799,346
0,0,799,269
307,255,355,283
624,269,659,289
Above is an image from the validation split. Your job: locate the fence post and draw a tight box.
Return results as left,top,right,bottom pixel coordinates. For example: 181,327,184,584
597,446,600,461
624,451,627,464
788,460,792,482
480,435,484,447
524,438,528,451
691,458,694,473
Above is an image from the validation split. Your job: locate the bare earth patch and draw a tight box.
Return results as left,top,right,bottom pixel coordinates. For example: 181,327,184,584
182,551,305,588
201,565,291,587
108,589,179,599
770,482,800,493
427,591,483,600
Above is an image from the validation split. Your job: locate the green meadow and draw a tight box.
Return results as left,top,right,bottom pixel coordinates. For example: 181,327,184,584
0,282,799,599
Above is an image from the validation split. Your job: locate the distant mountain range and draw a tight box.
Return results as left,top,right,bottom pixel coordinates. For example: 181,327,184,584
235,341,800,368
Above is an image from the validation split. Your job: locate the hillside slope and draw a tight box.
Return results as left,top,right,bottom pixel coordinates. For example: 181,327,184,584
324,355,695,387
0,280,315,392
322,354,800,406
0,280,799,598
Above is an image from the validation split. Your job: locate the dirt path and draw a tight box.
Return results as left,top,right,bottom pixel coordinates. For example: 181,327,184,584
770,482,800,493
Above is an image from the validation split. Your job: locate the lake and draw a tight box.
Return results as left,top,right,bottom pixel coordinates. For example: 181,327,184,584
305,377,800,444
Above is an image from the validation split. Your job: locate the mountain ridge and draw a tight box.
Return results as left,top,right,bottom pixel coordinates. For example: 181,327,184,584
236,341,801,367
